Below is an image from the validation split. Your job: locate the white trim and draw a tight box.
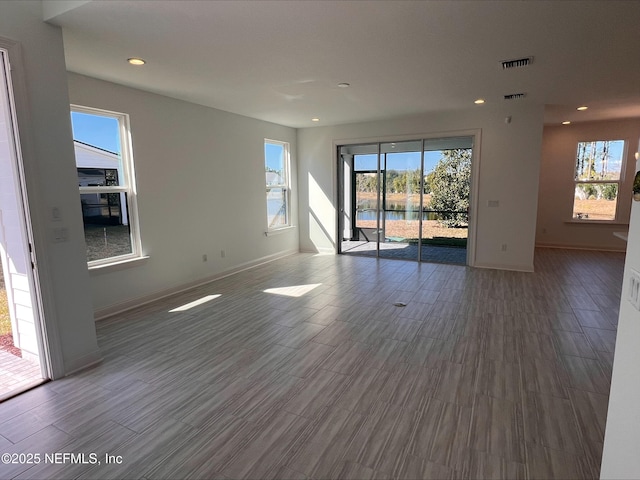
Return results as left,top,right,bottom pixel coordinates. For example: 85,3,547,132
613,232,628,242
474,262,534,273
71,104,143,266
564,220,629,226
333,129,481,149
572,139,627,223
62,350,103,376
93,248,298,321
264,225,296,236
265,138,292,231
79,186,128,194
88,255,150,274
301,246,336,255
536,242,626,253
467,130,482,268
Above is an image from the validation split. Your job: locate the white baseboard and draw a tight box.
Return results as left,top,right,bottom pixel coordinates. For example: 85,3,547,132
300,246,335,254
62,349,103,377
536,242,626,253
474,262,534,273
93,249,299,321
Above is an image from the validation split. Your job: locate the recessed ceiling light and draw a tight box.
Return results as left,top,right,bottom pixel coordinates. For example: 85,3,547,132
474,98,485,105
311,118,320,122
577,106,588,111
337,83,350,88
127,57,146,66
562,121,571,125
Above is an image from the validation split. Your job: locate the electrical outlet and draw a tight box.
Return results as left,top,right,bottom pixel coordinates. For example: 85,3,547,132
202,254,207,262
629,269,640,311
501,244,507,252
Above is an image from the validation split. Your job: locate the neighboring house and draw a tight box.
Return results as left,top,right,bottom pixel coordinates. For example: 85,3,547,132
74,140,128,226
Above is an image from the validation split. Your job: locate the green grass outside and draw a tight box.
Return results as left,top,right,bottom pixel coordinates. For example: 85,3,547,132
0,287,10,336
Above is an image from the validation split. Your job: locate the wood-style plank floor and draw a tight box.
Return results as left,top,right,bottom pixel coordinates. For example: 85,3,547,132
0,248,624,479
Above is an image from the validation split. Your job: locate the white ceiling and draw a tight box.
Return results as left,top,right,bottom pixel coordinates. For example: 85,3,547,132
46,0,640,129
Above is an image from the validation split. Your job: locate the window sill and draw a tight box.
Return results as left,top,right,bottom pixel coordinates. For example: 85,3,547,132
264,226,296,236
88,255,149,275
564,220,629,226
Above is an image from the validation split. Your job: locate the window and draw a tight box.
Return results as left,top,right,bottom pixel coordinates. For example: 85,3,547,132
573,139,625,221
71,105,142,265
265,139,290,230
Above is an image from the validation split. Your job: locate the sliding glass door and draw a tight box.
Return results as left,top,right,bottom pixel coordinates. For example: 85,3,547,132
378,141,422,260
339,136,474,265
420,137,472,264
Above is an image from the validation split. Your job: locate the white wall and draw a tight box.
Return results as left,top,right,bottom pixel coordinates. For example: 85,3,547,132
0,2,100,376
297,103,544,271
67,73,299,316
537,119,640,251
601,157,640,479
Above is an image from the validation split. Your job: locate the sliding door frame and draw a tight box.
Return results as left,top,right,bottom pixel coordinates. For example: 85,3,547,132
335,129,481,267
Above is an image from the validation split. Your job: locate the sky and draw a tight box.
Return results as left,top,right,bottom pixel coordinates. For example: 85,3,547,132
354,151,445,173
71,112,121,153
265,142,285,173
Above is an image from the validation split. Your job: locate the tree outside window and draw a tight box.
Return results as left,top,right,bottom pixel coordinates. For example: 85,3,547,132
573,140,625,221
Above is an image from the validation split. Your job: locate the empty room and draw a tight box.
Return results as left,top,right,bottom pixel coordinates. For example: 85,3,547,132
0,1,639,479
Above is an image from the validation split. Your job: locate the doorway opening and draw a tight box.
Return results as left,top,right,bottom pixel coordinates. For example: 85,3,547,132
338,135,475,265
0,47,48,400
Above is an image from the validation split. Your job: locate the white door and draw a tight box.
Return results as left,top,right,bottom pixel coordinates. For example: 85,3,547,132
0,47,48,395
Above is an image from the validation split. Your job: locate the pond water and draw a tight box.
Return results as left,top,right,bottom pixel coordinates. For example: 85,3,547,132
357,201,465,222
357,209,435,221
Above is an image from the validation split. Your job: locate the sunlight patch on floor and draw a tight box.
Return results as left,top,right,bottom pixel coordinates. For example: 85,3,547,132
169,294,221,312
263,283,322,297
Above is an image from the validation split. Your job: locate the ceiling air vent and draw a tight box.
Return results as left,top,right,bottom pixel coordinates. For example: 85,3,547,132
501,56,533,69
504,93,527,100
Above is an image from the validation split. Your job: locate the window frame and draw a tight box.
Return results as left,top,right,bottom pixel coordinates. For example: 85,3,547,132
572,138,627,222
71,104,143,267
265,139,291,232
